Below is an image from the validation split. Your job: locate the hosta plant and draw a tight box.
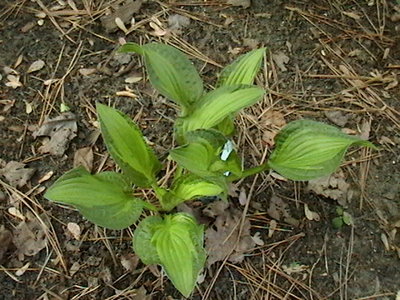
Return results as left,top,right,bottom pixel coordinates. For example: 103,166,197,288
45,42,375,297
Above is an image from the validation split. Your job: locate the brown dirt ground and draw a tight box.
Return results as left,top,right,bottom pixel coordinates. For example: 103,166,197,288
1,0,400,299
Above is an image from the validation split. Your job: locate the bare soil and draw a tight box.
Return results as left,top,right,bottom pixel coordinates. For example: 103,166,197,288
1,1,400,299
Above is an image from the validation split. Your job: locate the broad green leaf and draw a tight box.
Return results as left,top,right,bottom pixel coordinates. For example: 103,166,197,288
45,167,143,229
133,215,163,265
268,120,376,181
217,47,266,87
152,213,206,297
172,174,225,200
120,42,203,110
176,85,264,139
215,48,265,133
97,103,161,187
161,174,227,210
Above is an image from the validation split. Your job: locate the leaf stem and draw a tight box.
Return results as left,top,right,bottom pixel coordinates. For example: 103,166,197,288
228,161,270,181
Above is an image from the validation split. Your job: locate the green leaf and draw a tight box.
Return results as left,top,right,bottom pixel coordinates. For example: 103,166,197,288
215,115,235,137
170,129,242,179
172,174,225,200
169,129,226,175
332,217,344,229
268,120,376,181
152,213,206,297
97,103,161,187
120,42,203,110
133,213,206,297
45,167,143,230
176,85,264,139
133,216,163,265
342,211,353,226
217,48,266,87
161,174,227,210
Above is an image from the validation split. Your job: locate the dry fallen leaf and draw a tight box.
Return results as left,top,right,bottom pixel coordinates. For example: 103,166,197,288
204,201,255,266
282,263,308,275
32,112,77,156
101,0,143,32
8,207,25,221
149,21,167,36
307,171,350,206
304,204,320,221
14,55,23,68
15,262,30,276
73,147,93,171
69,261,81,276
324,111,350,127
268,219,277,238
251,232,264,246
272,52,290,72
27,59,45,73
260,110,286,147
13,213,48,260
238,187,247,206
267,195,299,227
0,161,35,187
0,99,16,112
5,75,23,89
79,68,97,76
38,170,54,184
125,76,142,84
67,222,81,240
168,14,190,33
120,253,139,272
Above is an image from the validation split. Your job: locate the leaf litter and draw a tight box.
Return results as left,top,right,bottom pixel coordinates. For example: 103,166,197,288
307,170,350,206
27,59,45,73
32,112,77,156
267,194,300,227
204,201,255,266
0,225,13,264
0,161,35,187
73,146,93,171
100,0,143,32
13,212,48,260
